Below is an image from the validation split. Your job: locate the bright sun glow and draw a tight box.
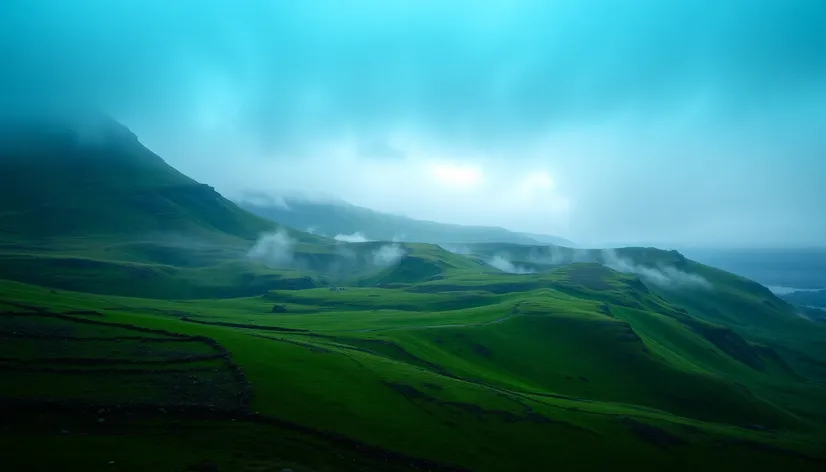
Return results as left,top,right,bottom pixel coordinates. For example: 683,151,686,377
428,162,483,188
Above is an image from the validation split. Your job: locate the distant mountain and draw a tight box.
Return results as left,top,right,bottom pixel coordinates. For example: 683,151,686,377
0,111,317,243
237,192,576,246
521,232,579,247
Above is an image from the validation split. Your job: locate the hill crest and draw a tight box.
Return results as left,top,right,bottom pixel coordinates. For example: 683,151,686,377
237,191,576,247
0,113,319,243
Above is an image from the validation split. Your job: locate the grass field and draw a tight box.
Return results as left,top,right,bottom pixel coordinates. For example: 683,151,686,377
3,262,826,471
3,116,825,471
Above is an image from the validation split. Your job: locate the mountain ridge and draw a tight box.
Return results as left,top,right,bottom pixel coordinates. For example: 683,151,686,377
237,191,576,247
0,112,321,244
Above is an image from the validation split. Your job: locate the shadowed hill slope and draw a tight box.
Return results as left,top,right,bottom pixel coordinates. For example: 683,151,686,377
0,112,319,243
0,112,335,299
456,243,826,407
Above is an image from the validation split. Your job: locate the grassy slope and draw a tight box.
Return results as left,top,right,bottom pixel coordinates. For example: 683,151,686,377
0,114,322,244
0,117,324,240
0,114,342,298
450,245,826,426
3,268,826,471
2,116,825,470
0,240,490,299
0,308,434,472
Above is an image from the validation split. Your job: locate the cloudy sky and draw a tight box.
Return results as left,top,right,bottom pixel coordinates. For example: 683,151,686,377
2,0,825,247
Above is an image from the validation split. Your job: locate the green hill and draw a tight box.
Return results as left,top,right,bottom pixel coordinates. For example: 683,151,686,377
0,112,337,298
2,114,826,471
237,192,576,246
0,112,317,243
3,271,826,471
354,243,485,286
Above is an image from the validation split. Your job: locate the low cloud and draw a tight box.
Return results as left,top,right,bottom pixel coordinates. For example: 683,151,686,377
323,242,359,274
461,244,710,289
241,191,291,210
334,232,370,243
600,249,711,290
373,244,405,267
525,246,594,265
487,254,534,275
247,229,295,268
335,244,358,260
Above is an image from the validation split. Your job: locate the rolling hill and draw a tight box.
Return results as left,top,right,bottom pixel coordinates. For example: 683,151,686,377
1,112,826,471
0,111,338,298
237,191,576,246
0,110,318,243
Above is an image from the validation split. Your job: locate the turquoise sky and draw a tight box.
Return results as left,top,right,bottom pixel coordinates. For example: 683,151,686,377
1,0,824,247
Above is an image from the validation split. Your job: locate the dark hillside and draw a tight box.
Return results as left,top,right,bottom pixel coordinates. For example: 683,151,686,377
0,112,318,243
